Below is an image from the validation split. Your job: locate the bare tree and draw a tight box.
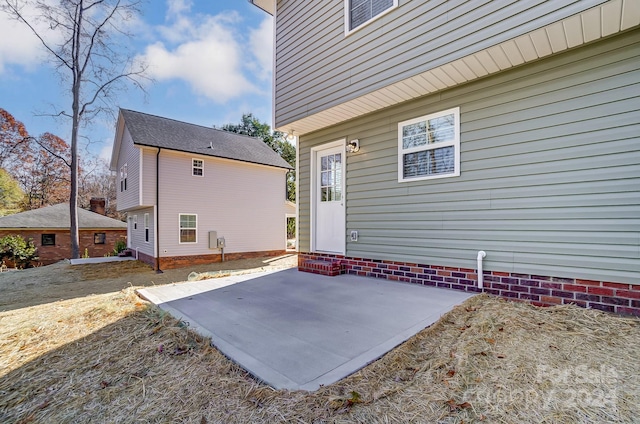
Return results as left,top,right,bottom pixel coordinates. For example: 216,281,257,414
1,0,146,258
78,155,123,220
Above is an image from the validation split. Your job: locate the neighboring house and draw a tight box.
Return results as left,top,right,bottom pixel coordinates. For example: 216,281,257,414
110,109,293,270
252,1,640,315
0,200,127,265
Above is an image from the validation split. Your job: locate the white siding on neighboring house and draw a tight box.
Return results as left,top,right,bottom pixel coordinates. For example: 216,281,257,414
141,147,158,207
116,126,142,211
127,206,155,258
156,150,289,257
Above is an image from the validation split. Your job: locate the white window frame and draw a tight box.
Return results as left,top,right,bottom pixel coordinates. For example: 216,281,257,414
344,0,398,36
397,107,461,183
123,163,128,191
144,213,149,243
192,158,204,177
179,213,197,244
133,215,137,230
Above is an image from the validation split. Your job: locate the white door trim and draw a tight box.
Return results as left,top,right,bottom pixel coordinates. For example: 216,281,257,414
310,139,346,254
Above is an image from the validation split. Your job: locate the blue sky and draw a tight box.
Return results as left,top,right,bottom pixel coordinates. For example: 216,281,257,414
0,0,273,161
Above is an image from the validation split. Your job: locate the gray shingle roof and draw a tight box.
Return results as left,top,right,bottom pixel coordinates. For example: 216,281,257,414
120,109,292,170
0,203,127,229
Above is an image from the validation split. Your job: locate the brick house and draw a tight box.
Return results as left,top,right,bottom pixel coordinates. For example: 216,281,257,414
0,201,127,266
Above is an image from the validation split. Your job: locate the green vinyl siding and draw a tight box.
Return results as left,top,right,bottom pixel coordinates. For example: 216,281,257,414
298,29,640,284
275,0,608,128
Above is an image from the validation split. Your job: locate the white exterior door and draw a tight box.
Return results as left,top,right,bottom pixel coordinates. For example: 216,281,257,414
312,142,345,254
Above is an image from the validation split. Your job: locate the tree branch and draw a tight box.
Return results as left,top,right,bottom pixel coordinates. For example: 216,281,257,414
80,0,120,77
21,136,72,168
79,68,144,116
2,0,73,70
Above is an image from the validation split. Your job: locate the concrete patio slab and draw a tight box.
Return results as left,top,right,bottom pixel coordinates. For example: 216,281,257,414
138,268,474,391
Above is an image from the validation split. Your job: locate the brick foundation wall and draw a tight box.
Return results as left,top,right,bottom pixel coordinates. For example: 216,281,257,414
0,229,126,266
299,253,640,317
136,251,156,269
156,249,287,270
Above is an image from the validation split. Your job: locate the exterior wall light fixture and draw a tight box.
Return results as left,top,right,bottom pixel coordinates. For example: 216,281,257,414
347,139,360,153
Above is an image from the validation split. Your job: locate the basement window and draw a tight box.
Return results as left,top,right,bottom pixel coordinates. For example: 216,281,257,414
398,107,460,182
42,234,55,246
345,0,397,35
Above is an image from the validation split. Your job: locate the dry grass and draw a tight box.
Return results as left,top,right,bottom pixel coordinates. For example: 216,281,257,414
1,263,639,423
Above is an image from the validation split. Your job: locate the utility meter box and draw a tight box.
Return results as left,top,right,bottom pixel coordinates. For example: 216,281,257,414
208,231,217,249
217,237,226,248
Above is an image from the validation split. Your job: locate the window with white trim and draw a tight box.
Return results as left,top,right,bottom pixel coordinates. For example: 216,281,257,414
144,213,149,243
123,164,128,190
398,107,460,182
133,215,137,230
179,214,197,243
192,159,203,176
345,0,397,34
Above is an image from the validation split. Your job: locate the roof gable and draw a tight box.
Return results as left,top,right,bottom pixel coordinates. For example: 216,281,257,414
119,109,291,170
0,204,127,229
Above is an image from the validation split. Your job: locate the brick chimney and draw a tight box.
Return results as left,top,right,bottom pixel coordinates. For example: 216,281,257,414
90,197,106,215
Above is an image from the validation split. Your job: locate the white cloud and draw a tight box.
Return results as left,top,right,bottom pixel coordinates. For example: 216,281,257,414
249,16,274,81
0,3,54,73
137,2,271,103
140,13,256,102
0,0,137,74
166,0,193,19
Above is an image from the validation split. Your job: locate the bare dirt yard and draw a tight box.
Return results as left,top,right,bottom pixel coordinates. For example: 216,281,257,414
1,257,639,423
0,256,297,312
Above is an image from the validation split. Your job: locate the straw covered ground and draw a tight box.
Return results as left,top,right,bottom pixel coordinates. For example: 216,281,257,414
1,258,639,423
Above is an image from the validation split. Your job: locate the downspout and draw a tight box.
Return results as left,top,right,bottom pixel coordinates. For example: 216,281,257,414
155,148,163,273
477,251,487,289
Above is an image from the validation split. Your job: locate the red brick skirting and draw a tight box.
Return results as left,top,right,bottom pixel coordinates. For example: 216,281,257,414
299,253,640,317
299,258,344,276
136,251,156,269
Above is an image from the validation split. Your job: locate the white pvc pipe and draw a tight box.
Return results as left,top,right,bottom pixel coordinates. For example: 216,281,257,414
477,250,487,289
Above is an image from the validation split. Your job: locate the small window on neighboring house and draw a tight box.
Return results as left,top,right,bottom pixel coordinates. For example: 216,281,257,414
144,213,149,243
123,164,128,191
120,167,124,192
179,214,197,243
94,233,106,244
192,159,203,176
133,215,137,230
346,0,397,34
42,234,55,246
398,107,461,182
